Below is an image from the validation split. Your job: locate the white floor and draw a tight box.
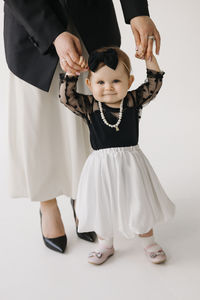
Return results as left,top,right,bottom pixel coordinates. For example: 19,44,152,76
1,189,200,300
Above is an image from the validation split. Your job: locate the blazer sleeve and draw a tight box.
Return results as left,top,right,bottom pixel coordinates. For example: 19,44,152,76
120,0,150,24
4,0,66,55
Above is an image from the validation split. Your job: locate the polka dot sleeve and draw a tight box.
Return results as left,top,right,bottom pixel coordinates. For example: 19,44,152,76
59,74,93,120
130,69,165,109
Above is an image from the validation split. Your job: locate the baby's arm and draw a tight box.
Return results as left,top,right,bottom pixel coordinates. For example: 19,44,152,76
130,54,165,108
59,73,93,119
145,55,161,72
59,55,92,119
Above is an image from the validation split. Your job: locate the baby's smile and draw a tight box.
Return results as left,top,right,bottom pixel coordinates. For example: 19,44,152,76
85,62,134,107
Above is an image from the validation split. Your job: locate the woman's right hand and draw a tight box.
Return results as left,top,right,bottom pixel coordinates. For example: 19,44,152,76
53,32,88,75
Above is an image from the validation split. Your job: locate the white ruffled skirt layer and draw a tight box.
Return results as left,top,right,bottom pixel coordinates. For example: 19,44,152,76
76,145,175,239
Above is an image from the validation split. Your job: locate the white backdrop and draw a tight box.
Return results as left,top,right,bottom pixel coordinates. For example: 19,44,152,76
0,1,200,300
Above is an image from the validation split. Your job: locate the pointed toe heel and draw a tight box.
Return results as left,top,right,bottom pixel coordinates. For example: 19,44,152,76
70,199,97,242
42,235,67,253
40,210,67,253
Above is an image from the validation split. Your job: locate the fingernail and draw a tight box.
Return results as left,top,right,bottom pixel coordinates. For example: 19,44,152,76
149,56,152,62
76,72,80,75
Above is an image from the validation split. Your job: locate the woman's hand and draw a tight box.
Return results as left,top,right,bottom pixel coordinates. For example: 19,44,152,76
130,16,160,60
53,32,88,75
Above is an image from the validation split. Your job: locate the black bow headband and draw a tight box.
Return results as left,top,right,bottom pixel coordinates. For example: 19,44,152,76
88,48,118,72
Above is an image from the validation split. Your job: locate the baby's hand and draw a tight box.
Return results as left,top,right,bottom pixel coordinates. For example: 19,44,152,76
135,44,154,61
135,44,145,60
66,56,88,77
78,56,88,70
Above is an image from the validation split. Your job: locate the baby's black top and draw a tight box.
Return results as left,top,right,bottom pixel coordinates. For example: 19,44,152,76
59,69,164,150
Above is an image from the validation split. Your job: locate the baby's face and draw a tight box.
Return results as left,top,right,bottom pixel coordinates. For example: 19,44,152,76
86,62,134,106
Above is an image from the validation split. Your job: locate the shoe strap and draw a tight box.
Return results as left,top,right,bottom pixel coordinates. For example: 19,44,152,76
145,243,162,252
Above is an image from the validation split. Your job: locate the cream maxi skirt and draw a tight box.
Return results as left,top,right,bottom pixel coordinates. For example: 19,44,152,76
8,19,91,202
76,145,176,239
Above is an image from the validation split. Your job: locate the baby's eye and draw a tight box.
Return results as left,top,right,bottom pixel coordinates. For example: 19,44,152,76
113,79,120,83
97,80,104,85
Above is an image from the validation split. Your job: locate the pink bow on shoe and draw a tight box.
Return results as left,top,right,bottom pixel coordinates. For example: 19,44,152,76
88,247,114,265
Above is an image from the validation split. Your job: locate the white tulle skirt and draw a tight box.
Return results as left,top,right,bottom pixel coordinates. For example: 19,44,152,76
76,145,175,239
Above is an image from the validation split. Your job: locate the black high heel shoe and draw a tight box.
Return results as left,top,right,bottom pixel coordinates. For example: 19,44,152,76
70,199,97,242
40,210,67,253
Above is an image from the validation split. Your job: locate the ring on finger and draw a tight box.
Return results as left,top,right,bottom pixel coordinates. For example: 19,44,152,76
148,35,155,40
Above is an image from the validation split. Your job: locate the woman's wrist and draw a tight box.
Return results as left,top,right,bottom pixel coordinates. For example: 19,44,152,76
53,31,68,46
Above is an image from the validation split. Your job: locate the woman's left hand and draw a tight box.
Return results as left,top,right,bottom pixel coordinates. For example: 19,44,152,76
130,16,160,60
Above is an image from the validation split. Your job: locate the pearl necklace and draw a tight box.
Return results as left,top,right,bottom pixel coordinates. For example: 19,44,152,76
98,99,124,131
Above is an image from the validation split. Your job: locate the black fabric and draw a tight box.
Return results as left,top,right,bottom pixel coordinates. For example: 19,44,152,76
120,0,149,23
3,0,149,92
59,69,164,150
88,98,139,149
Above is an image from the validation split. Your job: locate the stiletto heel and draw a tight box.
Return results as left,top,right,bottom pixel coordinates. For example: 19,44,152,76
70,199,96,242
40,210,67,253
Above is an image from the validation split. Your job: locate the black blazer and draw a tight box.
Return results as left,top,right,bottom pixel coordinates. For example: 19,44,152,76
3,0,149,92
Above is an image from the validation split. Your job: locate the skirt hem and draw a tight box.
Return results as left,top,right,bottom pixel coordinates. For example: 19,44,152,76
78,208,176,239
8,191,76,202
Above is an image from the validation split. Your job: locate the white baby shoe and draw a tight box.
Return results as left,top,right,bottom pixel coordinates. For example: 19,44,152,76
88,247,115,265
144,243,167,264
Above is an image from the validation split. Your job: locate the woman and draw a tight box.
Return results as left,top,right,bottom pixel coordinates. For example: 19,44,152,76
3,0,160,253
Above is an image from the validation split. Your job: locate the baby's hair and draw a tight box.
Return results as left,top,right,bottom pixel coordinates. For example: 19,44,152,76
87,46,131,79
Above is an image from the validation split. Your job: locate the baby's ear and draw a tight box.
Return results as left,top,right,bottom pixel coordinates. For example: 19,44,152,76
85,78,92,91
128,75,134,88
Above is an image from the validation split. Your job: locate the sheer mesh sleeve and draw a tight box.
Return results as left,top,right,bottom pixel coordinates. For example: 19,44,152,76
130,69,165,109
59,73,93,120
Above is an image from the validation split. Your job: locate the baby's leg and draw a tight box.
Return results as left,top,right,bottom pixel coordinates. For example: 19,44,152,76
98,236,113,248
138,229,167,264
88,236,114,265
139,228,153,237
